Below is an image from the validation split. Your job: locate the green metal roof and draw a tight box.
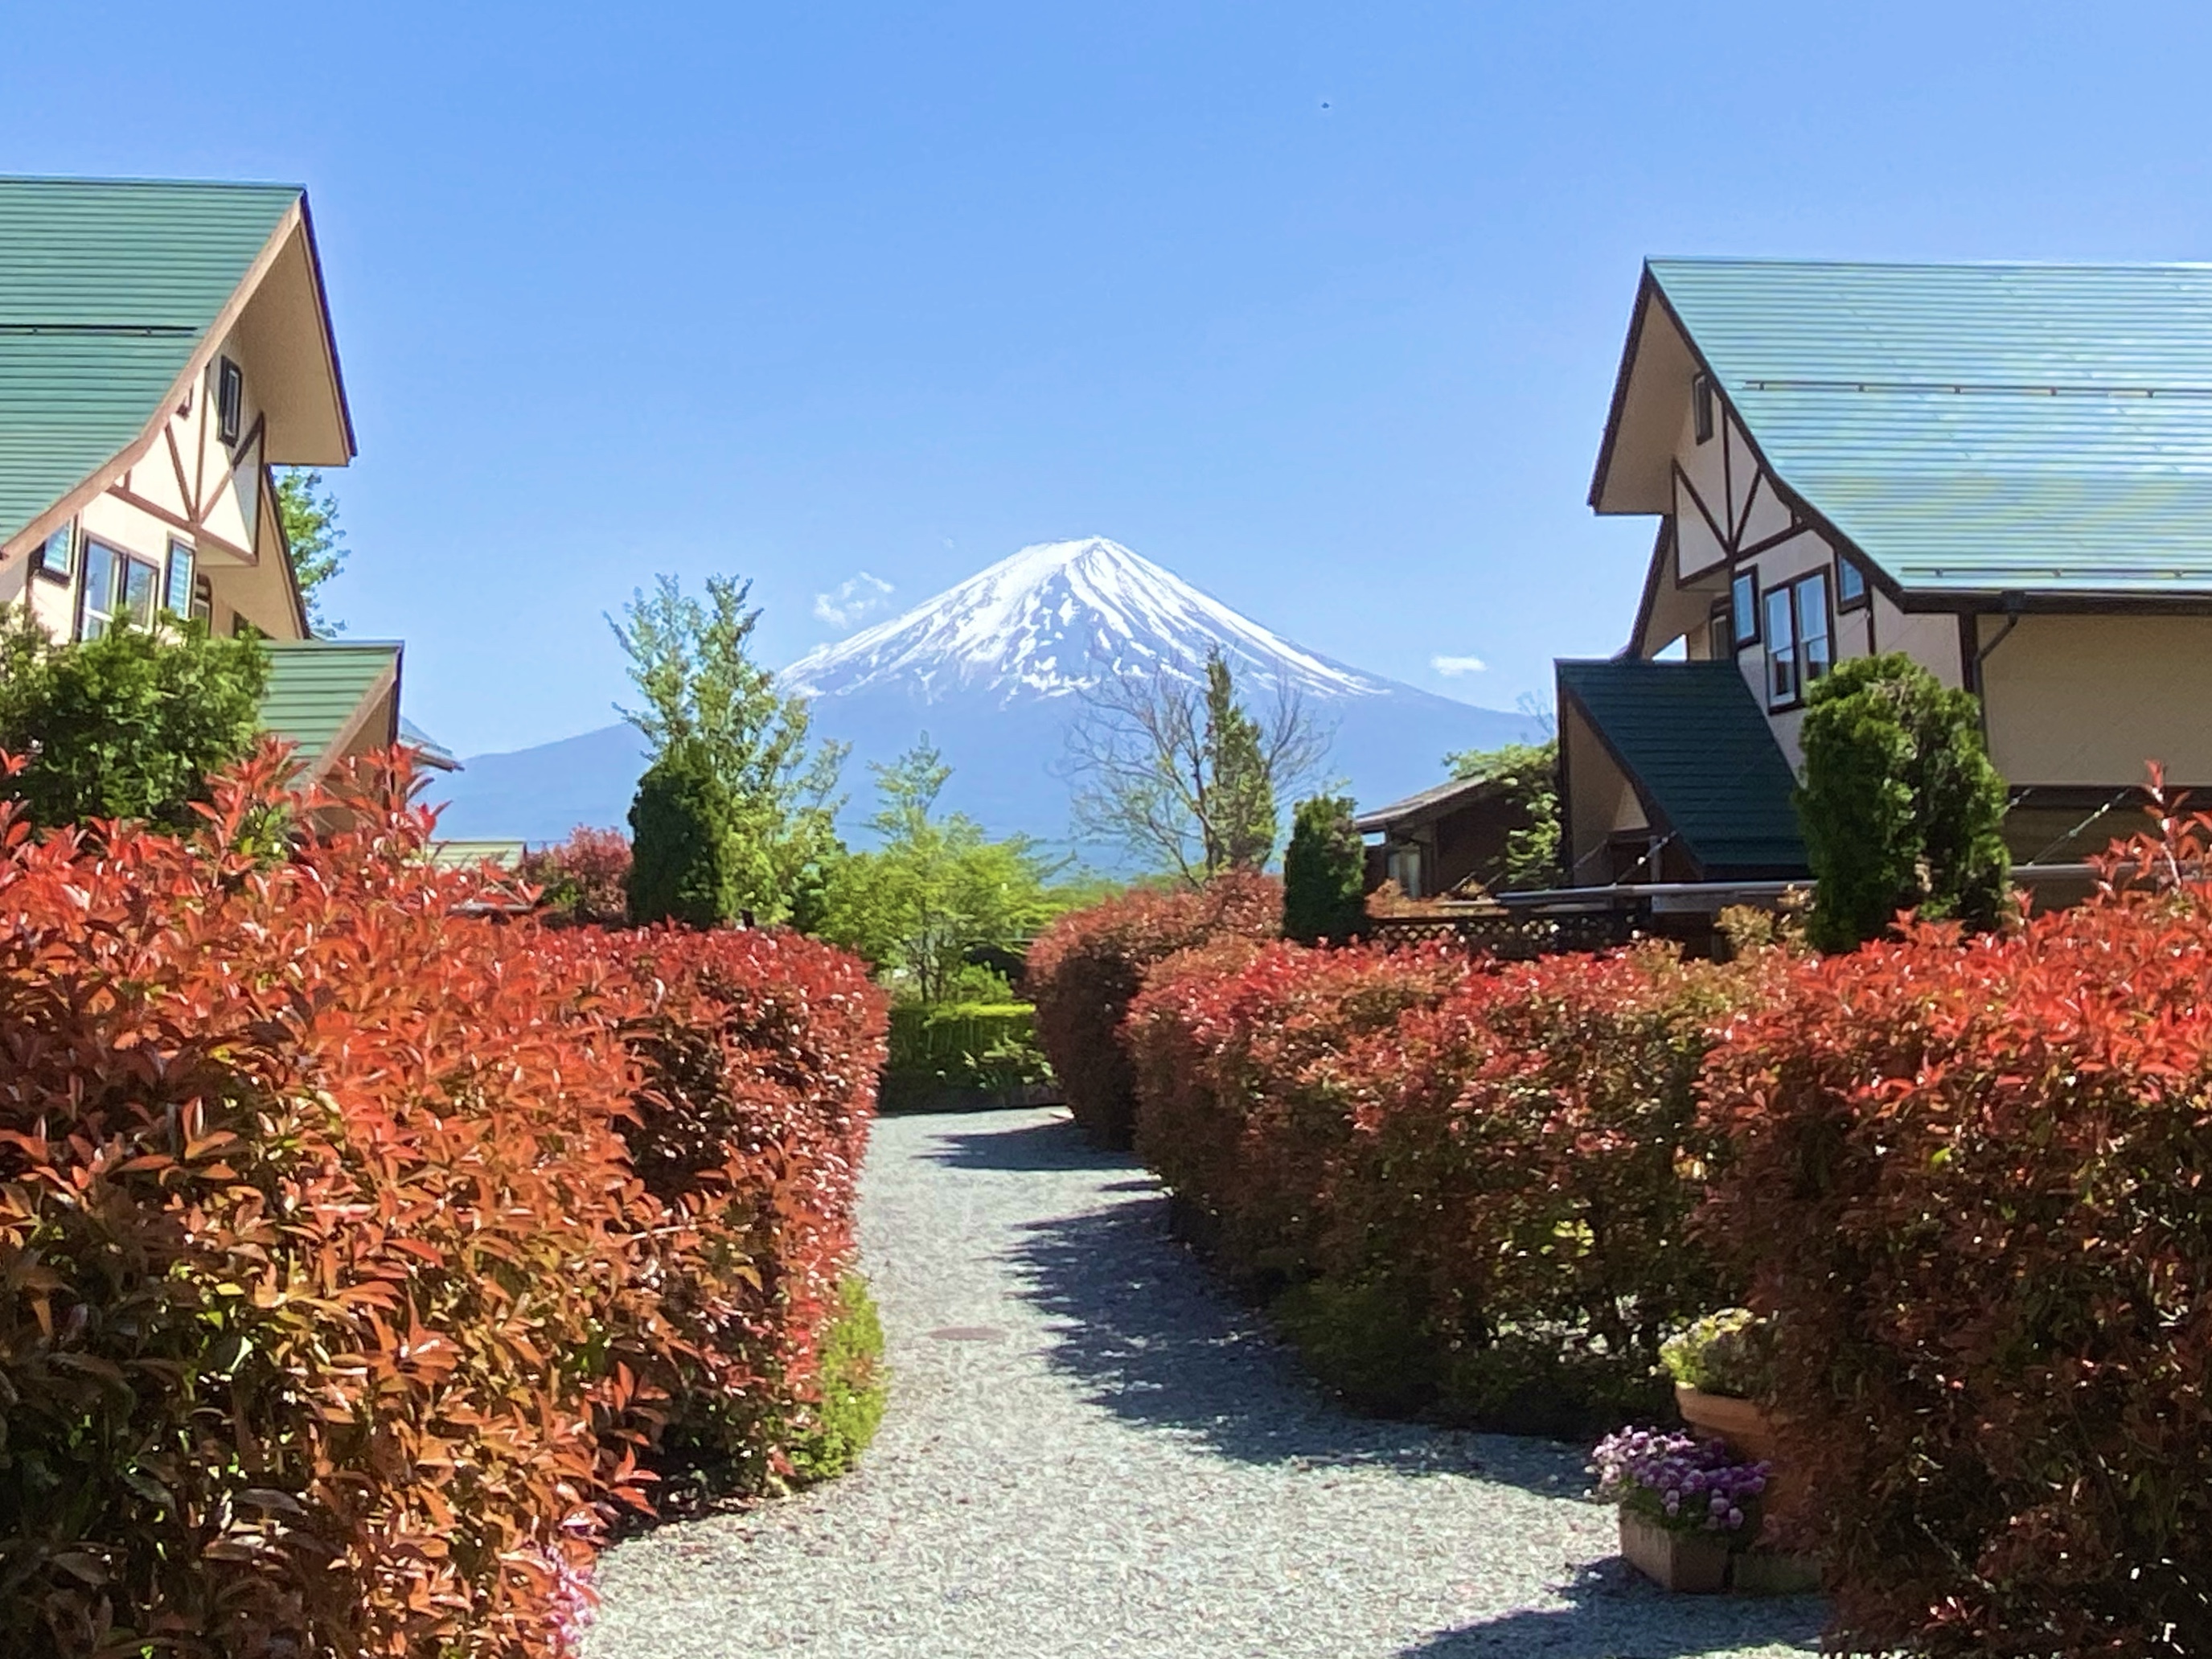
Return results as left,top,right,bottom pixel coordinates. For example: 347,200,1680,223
1558,658,1807,877
1648,259,2212,597
0,178,301,544
258,639,397,770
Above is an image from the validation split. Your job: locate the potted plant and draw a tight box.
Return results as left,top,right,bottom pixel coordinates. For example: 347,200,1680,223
1663,1308,1779,1452
1590,1427,1768,1593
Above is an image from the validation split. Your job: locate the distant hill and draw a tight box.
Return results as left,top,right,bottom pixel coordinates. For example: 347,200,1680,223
426,536,1547,855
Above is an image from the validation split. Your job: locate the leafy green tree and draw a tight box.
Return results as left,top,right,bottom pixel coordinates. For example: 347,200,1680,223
1443,738,1562,892
610,573,845,922
818,737,1065,1003
1795,652,2010,951
0,609,269,830
1069,645,1328,885
1282,794,1368,944
276,469,346,634
1203,651,1275,873
626,741,741,927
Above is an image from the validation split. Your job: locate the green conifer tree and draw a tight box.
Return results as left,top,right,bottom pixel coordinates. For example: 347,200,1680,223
626,740,741,927
1282,794,1368,944
1796,652,2010,951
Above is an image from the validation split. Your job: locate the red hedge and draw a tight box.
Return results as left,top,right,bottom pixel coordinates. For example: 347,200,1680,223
1701,875,2212,1654
1126,937,1746,1430
0,748,884,1658
1026,872,1278,1148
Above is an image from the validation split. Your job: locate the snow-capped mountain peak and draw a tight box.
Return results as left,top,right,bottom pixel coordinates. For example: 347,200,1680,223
780,536,1386,704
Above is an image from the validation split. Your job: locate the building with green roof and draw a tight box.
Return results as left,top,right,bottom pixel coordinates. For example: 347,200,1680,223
0,176,449,784
1555,257,2212,903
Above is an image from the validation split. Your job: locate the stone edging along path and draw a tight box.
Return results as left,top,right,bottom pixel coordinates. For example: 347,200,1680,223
585,1107,1821,1659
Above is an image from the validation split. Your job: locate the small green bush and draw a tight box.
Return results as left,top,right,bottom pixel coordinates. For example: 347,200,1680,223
1282,794,1368,944
883,1001,1051,1102
0,610,268,829
787,1276,888,1485
626,739,739,926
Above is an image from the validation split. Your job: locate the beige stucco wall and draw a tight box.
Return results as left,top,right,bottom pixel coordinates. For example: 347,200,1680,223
1980,614,2212,786
1562,698,1648,885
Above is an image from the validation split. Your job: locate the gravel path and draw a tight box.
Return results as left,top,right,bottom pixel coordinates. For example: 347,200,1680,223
586,1107,1821,1658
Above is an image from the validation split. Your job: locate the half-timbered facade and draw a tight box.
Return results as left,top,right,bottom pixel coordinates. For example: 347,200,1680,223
1558,258,2212,899
0,177,430,779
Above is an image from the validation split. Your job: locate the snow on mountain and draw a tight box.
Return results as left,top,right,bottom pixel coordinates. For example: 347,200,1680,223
782,536,1385,704
428,536,1547,855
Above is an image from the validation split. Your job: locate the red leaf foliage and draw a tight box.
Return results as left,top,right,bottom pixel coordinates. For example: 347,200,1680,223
1699,805,2212,1655
1123,934,1747,1431
517,826,632,927
1025,872,1279,1148
0,745,884,1657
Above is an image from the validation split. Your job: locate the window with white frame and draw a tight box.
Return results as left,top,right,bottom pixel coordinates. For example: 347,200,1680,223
1730,570,1758,648
80,541,159,639
164,540,196,618
1763,572,1832,710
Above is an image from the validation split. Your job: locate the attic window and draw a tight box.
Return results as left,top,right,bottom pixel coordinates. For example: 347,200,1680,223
164,540,196,618
1730,570,1758,647
1837,556,1867,608
34,519,75,584
1693,373,1715,445
216,358,243,446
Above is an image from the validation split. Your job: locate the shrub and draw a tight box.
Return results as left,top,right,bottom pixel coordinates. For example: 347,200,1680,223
1125,938,1752,1433
1025,872,1279,1148
1281,794,1368,944
0,610,268,829
1795,651,2009,951
1698,832,2212,1653
0,745,886,1657
519,824,633,926
786,1276,888,1484
627,739,739,926
883,1001,1051,1106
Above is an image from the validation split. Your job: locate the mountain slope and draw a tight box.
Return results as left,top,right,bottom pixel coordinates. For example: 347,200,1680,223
428,537,1546,854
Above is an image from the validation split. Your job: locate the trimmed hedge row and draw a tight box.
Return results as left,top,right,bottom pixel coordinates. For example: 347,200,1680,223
0,748,886,1658
1083,823,2212,1653
1701,884,2212,1654
1025,872,1279,1147
1127,937,1745,1433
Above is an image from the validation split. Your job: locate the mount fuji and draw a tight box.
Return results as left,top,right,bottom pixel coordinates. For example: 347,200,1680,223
427,538,1547,856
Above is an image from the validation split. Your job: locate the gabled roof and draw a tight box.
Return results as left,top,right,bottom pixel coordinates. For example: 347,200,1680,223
1599,258,2212,600
1354,772,1509,835
0,178,351,547
258,639,400,778
1558,658,1806,877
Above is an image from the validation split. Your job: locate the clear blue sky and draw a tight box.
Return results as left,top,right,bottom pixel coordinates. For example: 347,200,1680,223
6,2,2210,756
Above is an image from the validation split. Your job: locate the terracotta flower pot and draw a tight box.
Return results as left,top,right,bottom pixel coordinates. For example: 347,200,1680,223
1675,1383,1802,1546
1618,1509,1731,1594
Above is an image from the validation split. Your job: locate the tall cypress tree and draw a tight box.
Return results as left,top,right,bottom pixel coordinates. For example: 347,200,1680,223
1202,649,1275,873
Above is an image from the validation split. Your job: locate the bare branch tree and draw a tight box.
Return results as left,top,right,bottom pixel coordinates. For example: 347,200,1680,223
1064,649,1334,884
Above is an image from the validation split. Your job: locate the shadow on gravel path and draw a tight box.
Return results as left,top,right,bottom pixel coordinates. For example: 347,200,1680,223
1003,1177,1581,1496
917,1111,1135,1172
1401,1562,1822,1657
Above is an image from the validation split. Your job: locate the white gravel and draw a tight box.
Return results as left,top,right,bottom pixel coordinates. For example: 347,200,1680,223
585,1107,1821,1658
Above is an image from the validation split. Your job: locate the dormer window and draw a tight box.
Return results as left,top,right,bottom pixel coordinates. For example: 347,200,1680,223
1693,373,1715,445
216,358,243,446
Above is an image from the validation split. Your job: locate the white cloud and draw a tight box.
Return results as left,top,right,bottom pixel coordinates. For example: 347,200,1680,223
814,572,895,628
1430,653,1488,677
